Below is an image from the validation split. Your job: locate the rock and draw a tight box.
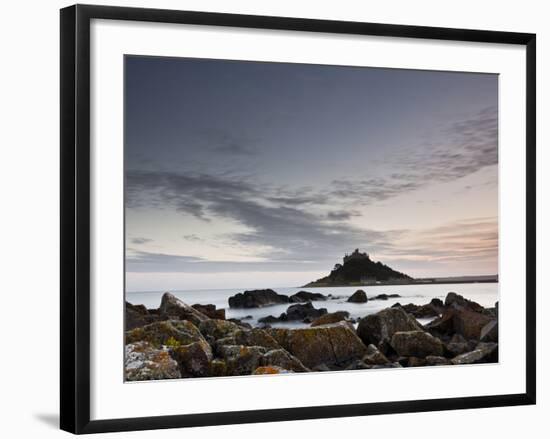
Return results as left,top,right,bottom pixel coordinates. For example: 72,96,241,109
267,322,368,369
345,360,373,370
393,302,441,319
480,320,498,342
125,320,207,348
444,292,484,313
192,303,225,320
356,307,422,348
227,318,252,329
390,330,445,357
362,344,390,365
425,355,452,366
445,334,470,356
260,349,309,372
452,308,493,340
216,328,281,351
311,311,350,326
159,292,210,326
169,341,213,377
426,306,493,340
347,290,368,303
371,362,402,369
228,289,289,308
451,342,498,365
289,291,328,302
258,315,281,324
125,302,160,330
407,357,427,367
253,366,291,374
217,345,268,375
198,319,240,340
208,359,227,377
285,302,328,321
372,293,401,301
125,341,181,381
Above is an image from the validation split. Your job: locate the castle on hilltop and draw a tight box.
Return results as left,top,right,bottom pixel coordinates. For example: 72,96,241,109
343,248,370,264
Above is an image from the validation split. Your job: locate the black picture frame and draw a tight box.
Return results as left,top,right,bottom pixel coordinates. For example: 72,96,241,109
60,4,536,434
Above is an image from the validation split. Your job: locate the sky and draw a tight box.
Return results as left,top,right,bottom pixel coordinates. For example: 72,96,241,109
124,55,498,292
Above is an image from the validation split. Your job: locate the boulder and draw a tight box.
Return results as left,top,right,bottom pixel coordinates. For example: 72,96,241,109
258,315,281,324
253,366,291,375
192,303,225,320
267,322,368,369
407,357,427,367
444,292,484,313
228,289,289,308
125,320,207,348
216,328,281,351
425,355,452,366
285,302,328,321
198,319,240,340
362,344,390,366
169,341,213,377
452,308,494,340
159,292,210,326
289,291,328,302
390,330,445,357
125,341,181,381
217,345,268,375
451,342,498,365
347,290,368,303
345,360,373,370
356,307,422,348
226,318,253,329
125,302,160,330
372,293,401,301
208,359,227,377
480,320,498,342
311,311,350,327
445,334,470,356
260,349,310,372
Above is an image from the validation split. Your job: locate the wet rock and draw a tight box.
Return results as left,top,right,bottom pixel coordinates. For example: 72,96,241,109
451,342,498,365
217,345,268,375
356,307,422,348
198,319,240,340
253,366,291,374
311,311,350,326
285,302,328,321
125,320,207,348
480,320,498,342
125,341,181,381
347,290,368,303
192,303,225,320
267,322,368,369
228,289,289,308
289,291,328,302
390,330,444,357
372,293,401,301
260,349,309,372
258,315,281,324
159,293,210,326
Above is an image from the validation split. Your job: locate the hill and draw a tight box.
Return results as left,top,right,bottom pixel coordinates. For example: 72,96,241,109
304,249,412,287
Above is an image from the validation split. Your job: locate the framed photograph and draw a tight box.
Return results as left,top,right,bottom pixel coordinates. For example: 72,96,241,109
60,4,536,434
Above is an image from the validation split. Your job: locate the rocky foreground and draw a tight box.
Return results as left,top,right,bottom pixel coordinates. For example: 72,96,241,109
125,291,498,381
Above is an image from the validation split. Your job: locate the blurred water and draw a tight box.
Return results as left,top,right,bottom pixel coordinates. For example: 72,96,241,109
126,283,498,329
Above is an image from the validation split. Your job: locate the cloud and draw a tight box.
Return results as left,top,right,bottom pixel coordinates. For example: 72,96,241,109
130,237,153,244
329,106,498,204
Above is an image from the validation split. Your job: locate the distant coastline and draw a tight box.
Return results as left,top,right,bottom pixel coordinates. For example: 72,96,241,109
303,275,498,288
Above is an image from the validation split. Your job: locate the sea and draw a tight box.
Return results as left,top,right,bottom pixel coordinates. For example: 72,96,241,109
126,282,499,329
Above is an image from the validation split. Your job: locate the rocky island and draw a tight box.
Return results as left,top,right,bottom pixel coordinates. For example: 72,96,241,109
125,289,498,381
304,249,412,287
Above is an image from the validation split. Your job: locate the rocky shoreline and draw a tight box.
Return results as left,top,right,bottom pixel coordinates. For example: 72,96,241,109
125,290,498,381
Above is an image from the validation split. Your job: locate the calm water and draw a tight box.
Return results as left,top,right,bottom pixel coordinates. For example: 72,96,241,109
126,283,498,329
